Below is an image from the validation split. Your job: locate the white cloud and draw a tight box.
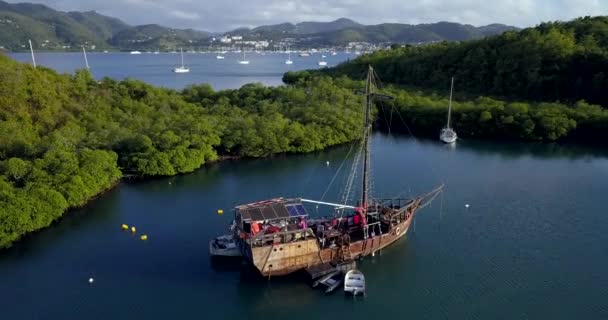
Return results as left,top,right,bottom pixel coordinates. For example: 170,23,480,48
5,0,608,31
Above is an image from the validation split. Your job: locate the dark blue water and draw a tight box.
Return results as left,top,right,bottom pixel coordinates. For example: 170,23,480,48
8,51,351,90
1,134,608,319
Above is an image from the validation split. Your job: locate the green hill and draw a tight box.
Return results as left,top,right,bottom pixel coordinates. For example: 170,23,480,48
227,18,517,45
328,16,608,107
0,1,517,51
109,24,209,51
0,0,109,49
0,11,58,50
0,0,210,51
67,10,129,40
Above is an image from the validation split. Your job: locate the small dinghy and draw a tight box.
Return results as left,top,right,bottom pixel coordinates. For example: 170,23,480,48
312,270,343,294
344,269,366,296
209,234,241,257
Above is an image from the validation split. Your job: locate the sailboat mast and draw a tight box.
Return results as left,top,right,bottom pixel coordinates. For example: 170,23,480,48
361,65,373,209
82,46,89,69
181,48,184,67
28,39,36,68
447,77,454,129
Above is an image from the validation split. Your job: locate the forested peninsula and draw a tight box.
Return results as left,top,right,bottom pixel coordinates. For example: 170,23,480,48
299,16,608,142
327,16,608,107
3,16,608,249
0,54,364,248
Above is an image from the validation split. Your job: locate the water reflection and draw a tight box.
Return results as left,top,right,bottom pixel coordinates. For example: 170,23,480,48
381,132,608,160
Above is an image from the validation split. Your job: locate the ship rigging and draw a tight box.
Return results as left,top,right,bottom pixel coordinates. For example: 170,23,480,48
210,66,444,277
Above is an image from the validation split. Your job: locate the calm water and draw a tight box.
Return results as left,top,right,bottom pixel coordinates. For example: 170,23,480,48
1,134,608,319
8,51,351,90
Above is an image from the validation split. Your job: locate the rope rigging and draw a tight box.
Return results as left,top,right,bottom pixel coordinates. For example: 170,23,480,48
310,64,446,220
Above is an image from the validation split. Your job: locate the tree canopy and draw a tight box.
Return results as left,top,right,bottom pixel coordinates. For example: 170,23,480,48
327,16,608,107
0,54,364,248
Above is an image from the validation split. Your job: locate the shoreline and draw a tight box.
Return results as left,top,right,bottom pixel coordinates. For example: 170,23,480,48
4,134,608,251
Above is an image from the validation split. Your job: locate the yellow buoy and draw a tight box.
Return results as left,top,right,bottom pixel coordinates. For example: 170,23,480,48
131,226,136,233
121,224,129,230
140,235,148,241
217,209,224,215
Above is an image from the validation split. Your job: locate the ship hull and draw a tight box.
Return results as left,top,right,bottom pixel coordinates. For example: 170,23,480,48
247,200,420,277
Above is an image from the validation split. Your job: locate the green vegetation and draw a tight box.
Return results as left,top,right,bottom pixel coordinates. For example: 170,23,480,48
328,16,608,107
0,54,364,248
0,0,109,50
0,0,209,52
285,71,608,143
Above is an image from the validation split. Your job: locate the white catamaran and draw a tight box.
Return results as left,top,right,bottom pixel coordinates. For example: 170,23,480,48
440,77,457,144
173,48,190,73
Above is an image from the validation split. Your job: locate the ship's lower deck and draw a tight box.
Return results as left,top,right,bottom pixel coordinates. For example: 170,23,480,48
245,200,420,277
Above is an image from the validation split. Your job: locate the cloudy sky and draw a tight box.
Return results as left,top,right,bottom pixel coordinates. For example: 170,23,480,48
7,0,608,32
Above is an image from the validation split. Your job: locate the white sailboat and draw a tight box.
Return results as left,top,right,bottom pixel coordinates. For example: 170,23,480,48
238,50,250,64
440,77,458,144
28,39,36,67
173,48,190,73
130,50,142,55
216,54,225,59
285,50,293,65
318,60,328,66
82,46,90,70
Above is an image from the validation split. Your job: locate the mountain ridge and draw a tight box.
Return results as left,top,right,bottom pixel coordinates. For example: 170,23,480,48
0,1,519,51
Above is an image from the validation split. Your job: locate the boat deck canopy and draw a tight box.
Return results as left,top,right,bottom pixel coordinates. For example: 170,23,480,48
236,198,308,222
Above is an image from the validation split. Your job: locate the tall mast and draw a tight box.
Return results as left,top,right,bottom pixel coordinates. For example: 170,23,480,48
361,65,373,209
82,46,89,69
180,48,184,67
447,77,454,129
28,39,36,68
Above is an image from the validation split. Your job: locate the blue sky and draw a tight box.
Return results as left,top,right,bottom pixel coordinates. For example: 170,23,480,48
6,0,608,32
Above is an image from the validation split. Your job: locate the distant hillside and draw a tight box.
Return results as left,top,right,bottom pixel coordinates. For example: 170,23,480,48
0,0,210,51
229,18,518,45
0,0,108,49
295,18,363,34
109,24,209,50
327,16,608,107
0,1,518,51
67,10,129,40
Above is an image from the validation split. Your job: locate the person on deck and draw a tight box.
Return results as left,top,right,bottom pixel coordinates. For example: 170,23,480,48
299,217,307,230
251,221,261,236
